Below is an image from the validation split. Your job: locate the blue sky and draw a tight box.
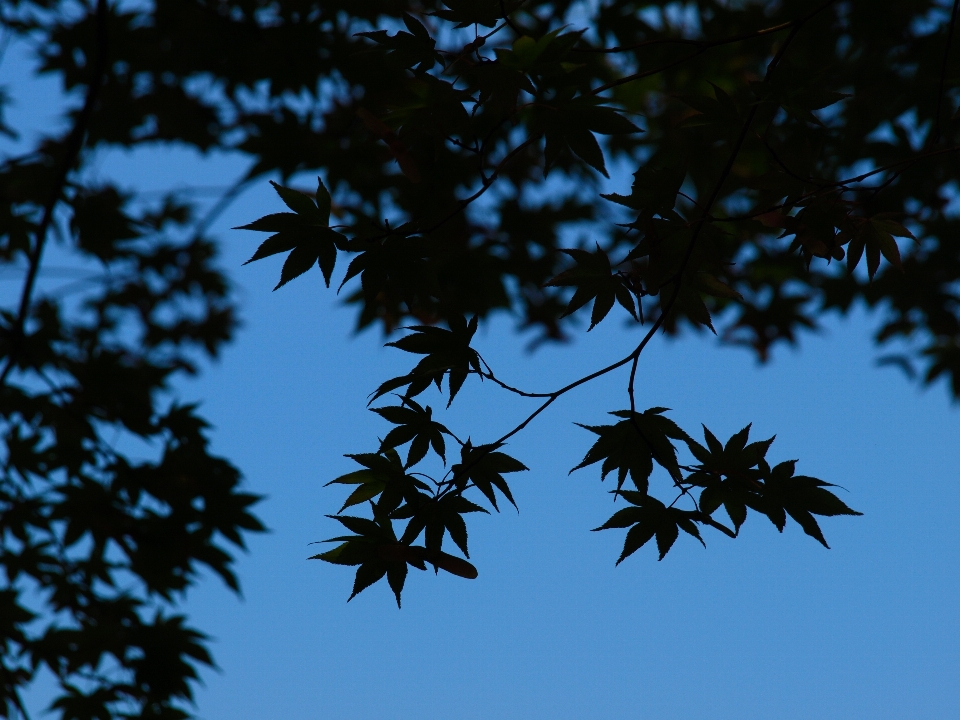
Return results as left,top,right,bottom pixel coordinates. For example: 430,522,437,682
5,30,960,720
178,241,960,720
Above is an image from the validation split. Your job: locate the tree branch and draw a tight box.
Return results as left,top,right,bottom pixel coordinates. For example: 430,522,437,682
571,19,795,55
933,0,960,144
714,144,960,223
418,134,542,237
0,0,109,387
588,0,839,96
435,4,827,502
192,173,257,241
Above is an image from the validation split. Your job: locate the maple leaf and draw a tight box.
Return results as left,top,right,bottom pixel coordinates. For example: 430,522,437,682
236,178,344,288
540,95,641,177
371,396,452,467
755,460,862,548
326,448,432,514
373,315,482,405
357,14,443,73
593,492,704,563
433,0,520,27
398,493,488,558
571,408,688,494
601,165,686,217
846,215,915,280
450,441,527,511
545,245,639,329
683,424,774,531
356,108,421,183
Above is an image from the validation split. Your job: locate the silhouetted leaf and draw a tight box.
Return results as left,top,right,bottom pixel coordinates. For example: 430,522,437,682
572,408,688,494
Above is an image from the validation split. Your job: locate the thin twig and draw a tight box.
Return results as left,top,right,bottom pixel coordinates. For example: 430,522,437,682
756,131,825,187
382,0,838,510
418,134,541,236
619,2,819,506
434,302,671,501
476,354,553,398
589,49,705,97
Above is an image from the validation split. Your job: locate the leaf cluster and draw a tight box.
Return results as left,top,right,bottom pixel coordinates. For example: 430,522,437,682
223,0,937,605
6,0,955,689
0,171,264,717
586,416,861,562
316,423,527,604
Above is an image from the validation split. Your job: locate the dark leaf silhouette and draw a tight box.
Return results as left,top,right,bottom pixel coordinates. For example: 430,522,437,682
238,179,344,288
572,408,688,494
16,0,954,693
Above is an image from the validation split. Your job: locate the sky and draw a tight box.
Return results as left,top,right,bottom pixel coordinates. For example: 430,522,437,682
4,28,960,720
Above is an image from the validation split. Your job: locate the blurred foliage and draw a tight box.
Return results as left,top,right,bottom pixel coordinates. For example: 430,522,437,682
0,0,268,717
3,0,960,716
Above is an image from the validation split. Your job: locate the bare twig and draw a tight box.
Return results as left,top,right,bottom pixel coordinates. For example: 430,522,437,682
756,132,826,187
476,354,554,398
418,134,542,236
589,49,706,97
617,0,822,504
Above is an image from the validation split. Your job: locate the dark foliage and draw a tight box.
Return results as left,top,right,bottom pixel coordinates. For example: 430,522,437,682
238,0,956,606
1,1,269,717
4,0,959,716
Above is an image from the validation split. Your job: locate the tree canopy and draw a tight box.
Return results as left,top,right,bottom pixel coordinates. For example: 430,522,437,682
2,0,959,718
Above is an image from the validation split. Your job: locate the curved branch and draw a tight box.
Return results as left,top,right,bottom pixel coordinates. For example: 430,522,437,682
589,49,705,97
419,134,541,236
357,134,541,247
0,0,109,387
192,173,258,240
436,303,670,499
618,0,818,498
436,3,826,501
756,131,826,187
360,0,840,511
476,354,554,398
